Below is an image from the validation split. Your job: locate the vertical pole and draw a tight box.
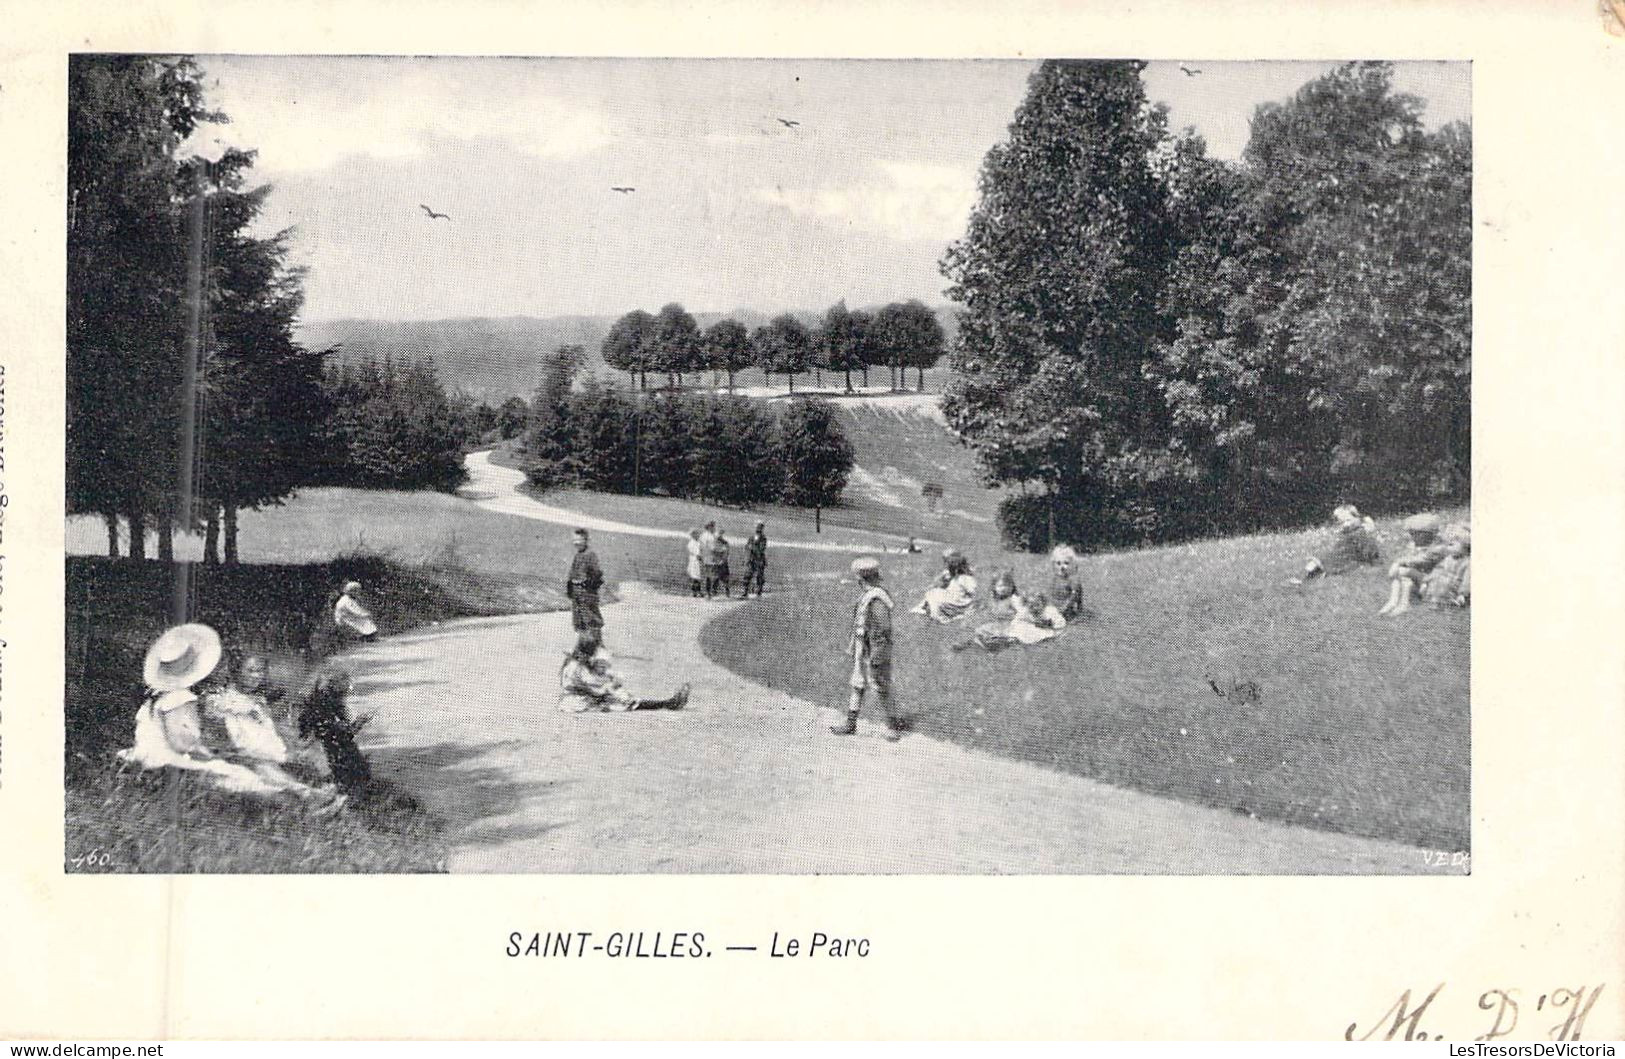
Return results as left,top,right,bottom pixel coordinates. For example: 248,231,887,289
172,161,205,625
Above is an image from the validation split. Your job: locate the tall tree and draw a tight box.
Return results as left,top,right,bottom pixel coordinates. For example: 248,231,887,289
650,302,702,390
872,300,947,392
940,60,1178,533
196,162,333,563
602,308,655,391
817,301,866,393
776,398,855,533
754,314,814,394
496,395,529,439
702,318,752,394
520,345,585,489
68,55,222,558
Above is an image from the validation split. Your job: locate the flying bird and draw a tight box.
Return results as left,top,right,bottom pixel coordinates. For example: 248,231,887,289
419,204,451,221
610,186,636,194
776,117,801,128
1179,65,1203,77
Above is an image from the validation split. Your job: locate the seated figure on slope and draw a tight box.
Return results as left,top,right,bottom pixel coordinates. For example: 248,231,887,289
205,652,343,810
1420,523,1471,608
1290,504,1381,585
557,631,690,713
1380,513,1452,616
955,572,1067,653
119,625,334,809
911,548,978,623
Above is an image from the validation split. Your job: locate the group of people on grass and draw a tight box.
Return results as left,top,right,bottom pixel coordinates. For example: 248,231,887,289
684,521,769,599
911,544,1089,653
115,581,383,809
1293,505,1471,614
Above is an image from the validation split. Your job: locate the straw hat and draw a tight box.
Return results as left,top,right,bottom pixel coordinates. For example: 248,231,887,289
342,580,362,595
851,557,882,580
142,623,223,692
1403,513,1442,538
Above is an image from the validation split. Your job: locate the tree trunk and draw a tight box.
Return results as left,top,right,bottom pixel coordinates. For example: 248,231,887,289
861,366,869,388
639,370,647,391
157,520,174,562
727,368,735,394
889,365,897,391
815,368,822,387
629,370,637,392
917,366,925,391
104,513,120,557
224,504,239,564
203,508,220,565
844,369,853,393
788,374,796,394
815,506,821,534
127,510,146,559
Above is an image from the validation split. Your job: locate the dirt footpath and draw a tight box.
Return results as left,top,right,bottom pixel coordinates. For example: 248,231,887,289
349,585,1455,874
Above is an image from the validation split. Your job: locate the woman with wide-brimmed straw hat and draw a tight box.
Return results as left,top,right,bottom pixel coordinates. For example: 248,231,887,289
117,624,283,796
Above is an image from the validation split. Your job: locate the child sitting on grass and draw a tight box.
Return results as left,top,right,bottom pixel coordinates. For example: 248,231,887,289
1379,513,1451,616
1421,523,1471,608
1290,504,1381,584
954,573,1066,652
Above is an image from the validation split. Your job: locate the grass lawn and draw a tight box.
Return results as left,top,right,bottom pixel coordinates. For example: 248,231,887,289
701,510,1470,851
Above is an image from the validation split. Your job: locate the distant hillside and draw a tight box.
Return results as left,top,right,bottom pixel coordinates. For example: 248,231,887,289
295,304,960,401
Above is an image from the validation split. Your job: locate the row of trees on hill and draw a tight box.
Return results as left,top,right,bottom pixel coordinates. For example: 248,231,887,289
68,55,479,564
602,300,947,394
522,349,856,524
941,60,1472,550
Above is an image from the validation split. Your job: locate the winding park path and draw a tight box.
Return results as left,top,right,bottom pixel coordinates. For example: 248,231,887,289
461,450,896,553
341,456,1459,874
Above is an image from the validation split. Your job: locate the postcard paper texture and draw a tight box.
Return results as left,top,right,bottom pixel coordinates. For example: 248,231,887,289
2,0,1623,1041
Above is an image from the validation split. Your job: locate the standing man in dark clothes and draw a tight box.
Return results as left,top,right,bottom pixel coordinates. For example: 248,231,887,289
566,528,604,635
742,521,769,599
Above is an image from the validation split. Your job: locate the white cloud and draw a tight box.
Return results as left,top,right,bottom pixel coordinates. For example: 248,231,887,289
753,160,976,242
185,56,614,172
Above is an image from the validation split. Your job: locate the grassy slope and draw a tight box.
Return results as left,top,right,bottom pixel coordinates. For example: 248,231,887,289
491,400,1002,545
701,512,1470,851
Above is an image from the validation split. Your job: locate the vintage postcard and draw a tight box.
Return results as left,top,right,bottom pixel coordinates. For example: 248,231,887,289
3,0,1623,1042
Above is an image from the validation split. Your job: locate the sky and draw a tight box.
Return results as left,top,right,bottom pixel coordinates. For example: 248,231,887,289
183,57,1470,323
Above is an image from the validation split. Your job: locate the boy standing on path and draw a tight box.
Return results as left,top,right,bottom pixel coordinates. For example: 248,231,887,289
832,557,907,740
567,528,604,634
742,521,768,598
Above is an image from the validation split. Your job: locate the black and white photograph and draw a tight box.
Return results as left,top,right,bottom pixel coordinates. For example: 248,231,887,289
64,54,1474,876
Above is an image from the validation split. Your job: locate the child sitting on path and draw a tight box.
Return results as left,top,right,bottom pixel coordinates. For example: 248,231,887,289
557,631,690,712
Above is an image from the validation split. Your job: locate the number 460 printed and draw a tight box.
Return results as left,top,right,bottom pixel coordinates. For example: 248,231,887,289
68,847,117,871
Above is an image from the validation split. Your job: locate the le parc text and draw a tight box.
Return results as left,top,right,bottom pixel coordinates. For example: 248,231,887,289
506,931,870,958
